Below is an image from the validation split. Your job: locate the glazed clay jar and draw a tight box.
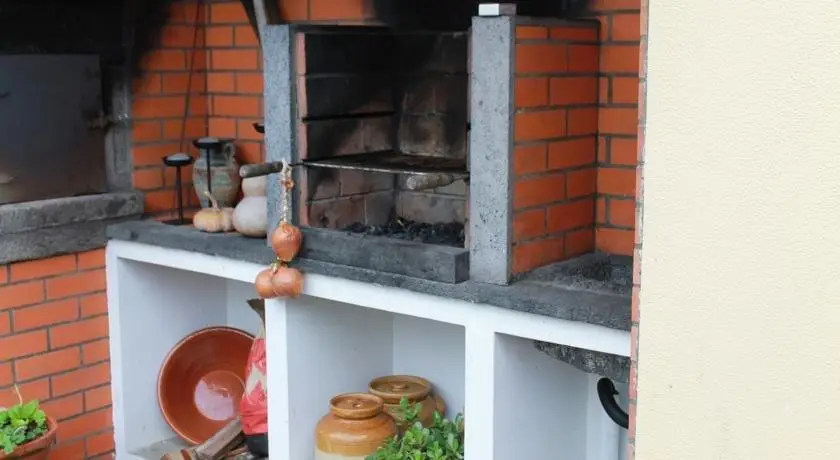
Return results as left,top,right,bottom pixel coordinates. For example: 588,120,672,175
315,393,397,460
368,375,446,432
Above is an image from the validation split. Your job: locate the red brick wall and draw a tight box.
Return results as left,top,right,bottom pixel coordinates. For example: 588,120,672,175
592,0,641,256
511,23,600,274
0,251,113,458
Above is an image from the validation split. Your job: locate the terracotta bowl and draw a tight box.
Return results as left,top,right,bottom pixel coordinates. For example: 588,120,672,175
157,326,254,445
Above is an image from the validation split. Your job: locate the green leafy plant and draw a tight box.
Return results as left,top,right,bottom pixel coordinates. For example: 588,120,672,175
367,397,465,460
0,385,48,454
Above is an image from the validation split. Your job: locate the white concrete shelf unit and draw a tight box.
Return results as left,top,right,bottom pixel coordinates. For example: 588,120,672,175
107,240,631,460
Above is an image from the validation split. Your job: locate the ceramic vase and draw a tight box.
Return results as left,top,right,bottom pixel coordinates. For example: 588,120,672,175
315,393,397,460
240,299,269,457
192,137,241,208
368,375,446,433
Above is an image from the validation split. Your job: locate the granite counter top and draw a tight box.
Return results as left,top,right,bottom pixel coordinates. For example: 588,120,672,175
107,220,631,382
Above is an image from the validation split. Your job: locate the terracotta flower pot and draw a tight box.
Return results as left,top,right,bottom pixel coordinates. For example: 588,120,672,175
0,416,58,460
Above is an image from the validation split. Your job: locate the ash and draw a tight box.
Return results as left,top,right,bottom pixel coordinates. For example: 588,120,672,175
342,217,465,246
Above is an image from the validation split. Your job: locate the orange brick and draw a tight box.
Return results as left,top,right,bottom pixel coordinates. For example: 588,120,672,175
310,0,368,20
41,394,84,421
592,0,640,10
134,74,162,95
212,95,260,117
514,110,566,141
0,379,50,407
612,76,640,104
80,293,107,318
210,2,250,23
513,209,547,241
547,199,594,232
279,0,309,20
86,430,115,457
205,26,234,47
52,362,110,397
131,143,182,167
597,197,608,224
77,250,105,271
610,137,638,165
598,167,636,196
15,347,81,381
549,26,598,42
46,270,106,300
567,107,598,136
567,168,597,198
514,175,565,208
0,281,44,311
599,107,638,135
82,339,109,366
211,49,259,70
515,44,567,73
208,118,238,138
160,25,200,48
568,45,600,73
516,26,548,39
512,237,564,273
58,408,112,443
612,13,641,42
0,313,8,335
163,118,206,140
548,138,596,170
609,198,636,227
598,135,609,162
13,299,79,332
236,142,264,164
514,144,547,176
132,120,162,142
49,440,86,459
10,255,76,282
132,168,164,191
50,316,109,349
0,363,11,386
601,44,641,73
515,77,548,108
596,228,634,255
550,77,598,106
207,72,236,93
236,73,264,94
161,72,205,93
234,25,260,47
142,50,186,71
0,266,6,284
565,228,595,257
237,119,264,141
144,190,178,213
132,97,187,120
84,385,112,411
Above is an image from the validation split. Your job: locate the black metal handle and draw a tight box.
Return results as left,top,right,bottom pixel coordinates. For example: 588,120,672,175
596,377,629,429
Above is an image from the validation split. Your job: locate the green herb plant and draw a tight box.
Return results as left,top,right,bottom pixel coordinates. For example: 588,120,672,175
0,385,48,454
367,397,465,460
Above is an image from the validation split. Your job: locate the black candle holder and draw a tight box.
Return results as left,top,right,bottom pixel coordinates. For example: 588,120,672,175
161,152,195,226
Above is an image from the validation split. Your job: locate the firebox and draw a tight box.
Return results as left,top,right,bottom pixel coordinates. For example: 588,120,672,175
259,9,600,285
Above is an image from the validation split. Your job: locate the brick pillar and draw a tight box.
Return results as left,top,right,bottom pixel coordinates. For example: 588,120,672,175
469,16,600,285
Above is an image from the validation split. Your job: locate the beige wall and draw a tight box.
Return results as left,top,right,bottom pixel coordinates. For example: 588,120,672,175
636,0,840,458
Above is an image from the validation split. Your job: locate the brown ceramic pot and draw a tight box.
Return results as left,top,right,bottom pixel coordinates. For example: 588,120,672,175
368,375,446,432
0,416,58,460
315,393,397,460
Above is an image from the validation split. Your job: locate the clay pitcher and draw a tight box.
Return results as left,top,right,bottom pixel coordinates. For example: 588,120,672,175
368,375,446,432
315,393,397,459
193,137,240,208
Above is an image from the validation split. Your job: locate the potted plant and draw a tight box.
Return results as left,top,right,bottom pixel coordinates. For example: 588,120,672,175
0,386,57,459
366,398,465,460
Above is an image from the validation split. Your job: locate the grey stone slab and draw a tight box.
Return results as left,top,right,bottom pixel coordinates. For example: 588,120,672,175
262,25,295,243
107,220,630,331
533,341,630,383
0,191,143,263
298,227,469,284
469,17,515,286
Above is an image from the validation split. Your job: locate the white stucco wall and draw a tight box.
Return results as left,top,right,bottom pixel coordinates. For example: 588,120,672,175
636,0,840,458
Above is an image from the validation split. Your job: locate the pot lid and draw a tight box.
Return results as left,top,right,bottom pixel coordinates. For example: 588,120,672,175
368,375,432,403
330,393,384,420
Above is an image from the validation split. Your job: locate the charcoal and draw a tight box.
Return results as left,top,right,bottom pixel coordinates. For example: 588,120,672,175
341,216,464,247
